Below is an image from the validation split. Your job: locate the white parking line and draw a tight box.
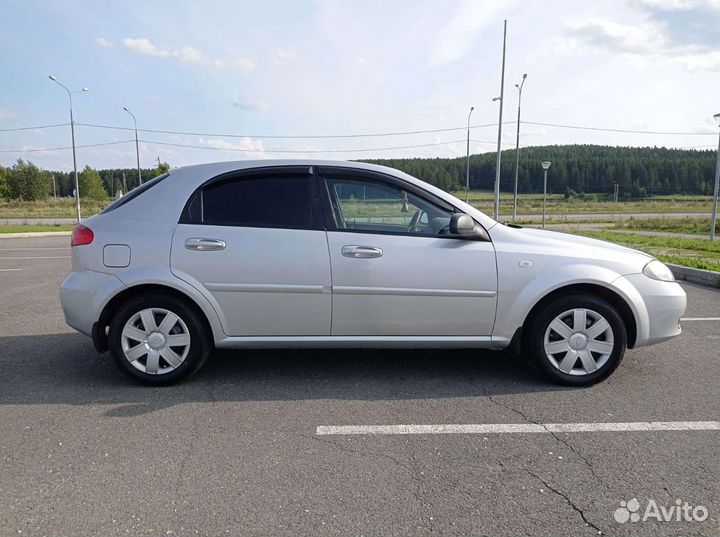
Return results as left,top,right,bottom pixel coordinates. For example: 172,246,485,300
316,421,720,436
0,256,70,260
0,268,22,272
681,317,720,321
0,247,69,251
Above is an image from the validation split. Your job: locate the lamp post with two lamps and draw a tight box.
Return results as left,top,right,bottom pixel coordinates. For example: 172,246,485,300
465,106,474,204
512,74,527,221
48,75,87,223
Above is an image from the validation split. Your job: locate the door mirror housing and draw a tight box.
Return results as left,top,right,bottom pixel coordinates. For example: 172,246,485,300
449,213,476,236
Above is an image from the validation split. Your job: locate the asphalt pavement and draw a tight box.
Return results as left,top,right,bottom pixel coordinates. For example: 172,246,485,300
1,235,719,536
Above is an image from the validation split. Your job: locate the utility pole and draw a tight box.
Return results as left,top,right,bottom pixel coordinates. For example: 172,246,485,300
493,19,507,221
122,171,127,195
157,156,161,167
614,183,619,203
123,107,142,185
52,175,56,199
512,73,527,221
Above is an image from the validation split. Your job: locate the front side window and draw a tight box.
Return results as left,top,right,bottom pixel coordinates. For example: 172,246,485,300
199,174,314,229
326,176,454,236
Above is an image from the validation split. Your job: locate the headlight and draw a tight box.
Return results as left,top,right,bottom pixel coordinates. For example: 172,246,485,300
643,260,675,282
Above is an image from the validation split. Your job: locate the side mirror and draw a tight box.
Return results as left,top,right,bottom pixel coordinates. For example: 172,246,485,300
449,213,476,236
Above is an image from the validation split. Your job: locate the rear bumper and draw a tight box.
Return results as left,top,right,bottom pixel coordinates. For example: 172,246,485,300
60,270,125,337
616,274,686,348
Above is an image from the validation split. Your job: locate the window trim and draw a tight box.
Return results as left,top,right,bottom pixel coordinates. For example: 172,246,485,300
178,165,324,231
317,166,488,241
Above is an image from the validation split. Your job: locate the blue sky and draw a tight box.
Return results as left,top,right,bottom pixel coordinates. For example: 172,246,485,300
1,0,719,171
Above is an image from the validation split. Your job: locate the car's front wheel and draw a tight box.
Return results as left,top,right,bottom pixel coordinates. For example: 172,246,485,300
108,293,211,385
525,294,627,386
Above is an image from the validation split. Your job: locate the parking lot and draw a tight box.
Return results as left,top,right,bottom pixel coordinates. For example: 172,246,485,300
1,235,719,536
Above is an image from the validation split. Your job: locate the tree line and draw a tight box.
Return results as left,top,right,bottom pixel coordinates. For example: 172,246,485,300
0,144,716,201
0,159,170,201
365,144,718,198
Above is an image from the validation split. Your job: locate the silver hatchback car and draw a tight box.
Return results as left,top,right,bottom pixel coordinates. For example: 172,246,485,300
60,160,686,386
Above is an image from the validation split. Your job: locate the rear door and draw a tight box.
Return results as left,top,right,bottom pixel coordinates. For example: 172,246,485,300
171,166,332,336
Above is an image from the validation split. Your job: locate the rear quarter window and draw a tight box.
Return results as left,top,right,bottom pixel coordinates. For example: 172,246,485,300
100,173,168,214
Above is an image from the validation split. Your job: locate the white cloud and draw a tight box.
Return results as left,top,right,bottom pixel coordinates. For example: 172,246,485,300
96,37,113,48
637,0,720,10
198,137,265,154
0,107,17,120
122,38,255,72
565,18,668,54
274,48,295,64
563,16,720,70
232,95,269,111
430,0,516,65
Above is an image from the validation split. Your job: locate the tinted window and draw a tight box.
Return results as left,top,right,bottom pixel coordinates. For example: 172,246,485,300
202,175,314,229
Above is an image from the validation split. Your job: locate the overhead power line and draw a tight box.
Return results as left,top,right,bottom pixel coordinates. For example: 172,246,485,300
0,122,70,133
0,136,513,154
524,121,715,136
0,140,134,153
3,119,715,137
76,122,504,139
141,138,506,154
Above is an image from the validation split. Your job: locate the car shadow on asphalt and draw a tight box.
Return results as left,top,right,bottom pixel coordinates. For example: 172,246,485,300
0,333,569,416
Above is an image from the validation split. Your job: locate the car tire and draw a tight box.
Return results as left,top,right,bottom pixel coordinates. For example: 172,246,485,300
108,293,211,385
524,294,627,386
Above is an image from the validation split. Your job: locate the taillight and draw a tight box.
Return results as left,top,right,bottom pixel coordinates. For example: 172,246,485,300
71,224,94,246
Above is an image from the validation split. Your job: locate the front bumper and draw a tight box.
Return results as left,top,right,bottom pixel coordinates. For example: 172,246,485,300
615,274,686,348
60,270,125,337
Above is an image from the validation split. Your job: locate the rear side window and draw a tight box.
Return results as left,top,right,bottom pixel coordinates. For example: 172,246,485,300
195,174,314,229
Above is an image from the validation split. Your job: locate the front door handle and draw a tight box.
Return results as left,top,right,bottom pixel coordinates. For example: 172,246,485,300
185,238,226,251
341,245,383,259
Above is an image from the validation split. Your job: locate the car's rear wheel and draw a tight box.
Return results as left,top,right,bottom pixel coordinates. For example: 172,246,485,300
108,293,211,385
525,294,627,386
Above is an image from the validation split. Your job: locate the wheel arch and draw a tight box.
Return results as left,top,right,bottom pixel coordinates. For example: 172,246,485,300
521,283,638,349
94,283,217,352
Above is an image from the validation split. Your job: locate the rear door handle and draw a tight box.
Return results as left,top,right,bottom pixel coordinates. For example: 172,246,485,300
185,238,226,251
341,245,383,258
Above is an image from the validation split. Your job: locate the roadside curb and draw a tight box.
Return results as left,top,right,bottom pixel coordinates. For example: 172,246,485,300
0,231,72,238
668,264,720,288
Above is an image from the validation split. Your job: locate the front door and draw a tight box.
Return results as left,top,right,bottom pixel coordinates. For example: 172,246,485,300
171,166,331,336
320,167,498,336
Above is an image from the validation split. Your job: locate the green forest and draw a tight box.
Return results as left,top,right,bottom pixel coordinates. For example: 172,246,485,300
366,144,718,199
0,144,716,201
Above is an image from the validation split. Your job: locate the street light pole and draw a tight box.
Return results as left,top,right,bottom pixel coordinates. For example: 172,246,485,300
465,106,474,204
49,75,87,223
541,161,551,229
493,19,507,221
512,73,527,221
711,113,720,240
123,107,142,186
